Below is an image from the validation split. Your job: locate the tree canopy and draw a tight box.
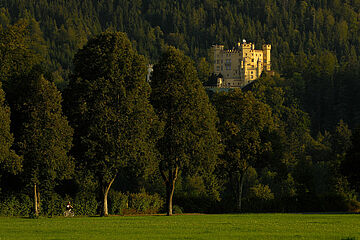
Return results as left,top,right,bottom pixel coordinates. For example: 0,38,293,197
151,46,222,215
65,31,161,216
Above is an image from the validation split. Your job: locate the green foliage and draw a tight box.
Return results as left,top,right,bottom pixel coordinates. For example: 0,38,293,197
0,194,32,216
39,193,65,217
151,46,221,174
1,0,360,132
67,31,160,180
129,192,164,214
342,128,360,193
171,205,183,214
4,66,74,216
109,190,164,215
14,68,74,183
0,20,42,90
213,89,274,211
0,82,21,175
74,193,98,216
108,191,128,215
151,46,222,214
249,184,274,201
1,0,360,215
66,31,161,215
174,174,222,213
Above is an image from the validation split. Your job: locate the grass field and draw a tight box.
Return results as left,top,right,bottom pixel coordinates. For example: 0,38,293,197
0,213,359,239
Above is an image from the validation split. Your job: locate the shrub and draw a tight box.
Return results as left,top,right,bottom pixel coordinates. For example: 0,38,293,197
129,191,164,214
74,193,98,216
172,205,183,214
108,190,164,215
109,191,128,215
42,193,64,216
245,184,275,212
0,194,32,216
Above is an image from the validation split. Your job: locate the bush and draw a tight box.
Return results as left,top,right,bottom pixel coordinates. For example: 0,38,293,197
129,192,164,214
42,193,64,216
172,205,183,214
0,194,32,217
108,190,164,215
346,199,360,213
109,191,128,215
74,193,98,216
244,184,275,212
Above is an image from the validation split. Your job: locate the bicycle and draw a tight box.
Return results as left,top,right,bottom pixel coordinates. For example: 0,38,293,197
63,209,74,217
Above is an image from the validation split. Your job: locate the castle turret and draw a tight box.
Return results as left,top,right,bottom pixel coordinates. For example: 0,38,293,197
262,44,271,71
212,44,224,74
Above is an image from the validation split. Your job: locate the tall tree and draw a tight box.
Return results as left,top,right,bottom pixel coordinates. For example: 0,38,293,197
0,81,21,176
13,68,73,217
342,127,360,193
150,46,222,216
65,31,160,216
213,89,274,212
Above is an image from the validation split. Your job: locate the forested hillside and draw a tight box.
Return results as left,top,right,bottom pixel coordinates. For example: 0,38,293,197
1,0,360,216
3,0,360,64
1,0,360,131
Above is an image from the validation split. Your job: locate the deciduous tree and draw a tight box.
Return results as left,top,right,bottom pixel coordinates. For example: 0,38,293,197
65,31,160,216
213,89,274,212
13,68,73,217
0,81,21,176
150,47,222,216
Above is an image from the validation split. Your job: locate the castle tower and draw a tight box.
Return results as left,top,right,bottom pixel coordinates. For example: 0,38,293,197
212,45,224,75
262,44,271,71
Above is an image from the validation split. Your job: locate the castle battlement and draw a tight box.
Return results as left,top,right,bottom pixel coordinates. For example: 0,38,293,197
211,40,271,88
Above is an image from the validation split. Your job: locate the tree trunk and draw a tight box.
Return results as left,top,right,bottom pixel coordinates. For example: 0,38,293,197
34,183,39,217
103,177,116,217
161,166,179,216
237,171,246,213
166,180,175,216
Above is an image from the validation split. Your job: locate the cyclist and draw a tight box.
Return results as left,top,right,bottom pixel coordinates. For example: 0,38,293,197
66,201,73,212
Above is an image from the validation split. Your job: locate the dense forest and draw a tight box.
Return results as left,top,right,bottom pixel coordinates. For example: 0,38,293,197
0,0,360,216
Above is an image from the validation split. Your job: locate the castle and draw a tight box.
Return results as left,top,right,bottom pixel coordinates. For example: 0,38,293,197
211,40,271,88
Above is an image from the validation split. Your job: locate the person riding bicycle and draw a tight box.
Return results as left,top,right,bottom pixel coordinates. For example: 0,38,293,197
66,201,73,212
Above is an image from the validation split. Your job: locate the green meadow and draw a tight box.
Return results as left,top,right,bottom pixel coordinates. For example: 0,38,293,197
0,214,359,240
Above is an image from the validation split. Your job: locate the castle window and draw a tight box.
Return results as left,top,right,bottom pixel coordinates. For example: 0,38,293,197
217,60,219,64
216,66,220,71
